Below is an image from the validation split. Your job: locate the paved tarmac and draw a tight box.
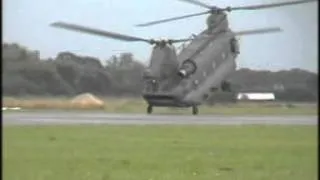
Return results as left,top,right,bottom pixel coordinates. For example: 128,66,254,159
2,111,317,125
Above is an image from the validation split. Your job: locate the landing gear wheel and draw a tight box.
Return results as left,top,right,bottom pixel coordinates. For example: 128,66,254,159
192,105,199,115
147,105,153,114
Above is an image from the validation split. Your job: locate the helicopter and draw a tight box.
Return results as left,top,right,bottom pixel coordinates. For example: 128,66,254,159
50,0,317,115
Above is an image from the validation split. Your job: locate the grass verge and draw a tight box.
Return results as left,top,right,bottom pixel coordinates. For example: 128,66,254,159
2,96,318,115
3,125,317,180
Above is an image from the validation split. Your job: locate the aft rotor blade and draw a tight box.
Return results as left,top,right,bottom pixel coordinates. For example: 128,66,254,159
178,0,212,9
136,11,210,27
227,0,317,11
235,27,283,36
51,22,151,43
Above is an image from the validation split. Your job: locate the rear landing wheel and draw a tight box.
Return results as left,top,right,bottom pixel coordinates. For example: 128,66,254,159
192,105,199,115
147,105,153,114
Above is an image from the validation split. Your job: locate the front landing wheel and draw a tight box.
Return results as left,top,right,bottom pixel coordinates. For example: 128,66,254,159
147,105,153,114
192,105,199,115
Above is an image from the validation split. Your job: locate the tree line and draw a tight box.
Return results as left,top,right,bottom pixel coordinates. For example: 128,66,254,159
2,43,318,102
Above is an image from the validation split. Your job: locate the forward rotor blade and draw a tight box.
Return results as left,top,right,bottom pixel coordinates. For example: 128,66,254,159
178,0,212,9
51,22,151,43
227,0,317,11
170,38,195,43
234,27,283,36
135,11,210,27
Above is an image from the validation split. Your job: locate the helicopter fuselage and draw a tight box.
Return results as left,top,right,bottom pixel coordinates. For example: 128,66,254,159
142,28,239,108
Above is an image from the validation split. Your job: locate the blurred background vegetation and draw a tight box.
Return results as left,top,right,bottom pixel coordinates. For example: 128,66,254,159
2,43,318,103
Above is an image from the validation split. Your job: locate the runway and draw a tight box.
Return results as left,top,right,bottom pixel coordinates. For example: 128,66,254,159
2,111,317,125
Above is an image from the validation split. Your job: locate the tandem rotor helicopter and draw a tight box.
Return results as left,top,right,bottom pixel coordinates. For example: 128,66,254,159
50,0,317,115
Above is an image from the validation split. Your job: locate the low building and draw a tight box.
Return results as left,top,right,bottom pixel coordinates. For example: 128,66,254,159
237,92,275,101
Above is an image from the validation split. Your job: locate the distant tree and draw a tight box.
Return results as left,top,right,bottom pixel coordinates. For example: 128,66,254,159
306,75,318,91
105,53,145,96
3,61,75,96
275,87,316,102
55,51,113,95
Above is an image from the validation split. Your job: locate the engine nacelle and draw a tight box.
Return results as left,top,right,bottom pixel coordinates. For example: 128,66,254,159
178,59,197,78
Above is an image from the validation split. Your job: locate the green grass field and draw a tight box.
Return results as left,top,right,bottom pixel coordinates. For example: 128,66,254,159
3,125,317,180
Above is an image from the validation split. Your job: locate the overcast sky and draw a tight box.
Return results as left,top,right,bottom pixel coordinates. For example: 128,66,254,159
3,0,318,72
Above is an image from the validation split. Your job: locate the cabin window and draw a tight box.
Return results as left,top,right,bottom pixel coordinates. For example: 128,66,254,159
210,87,218,92
230,38,240,54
